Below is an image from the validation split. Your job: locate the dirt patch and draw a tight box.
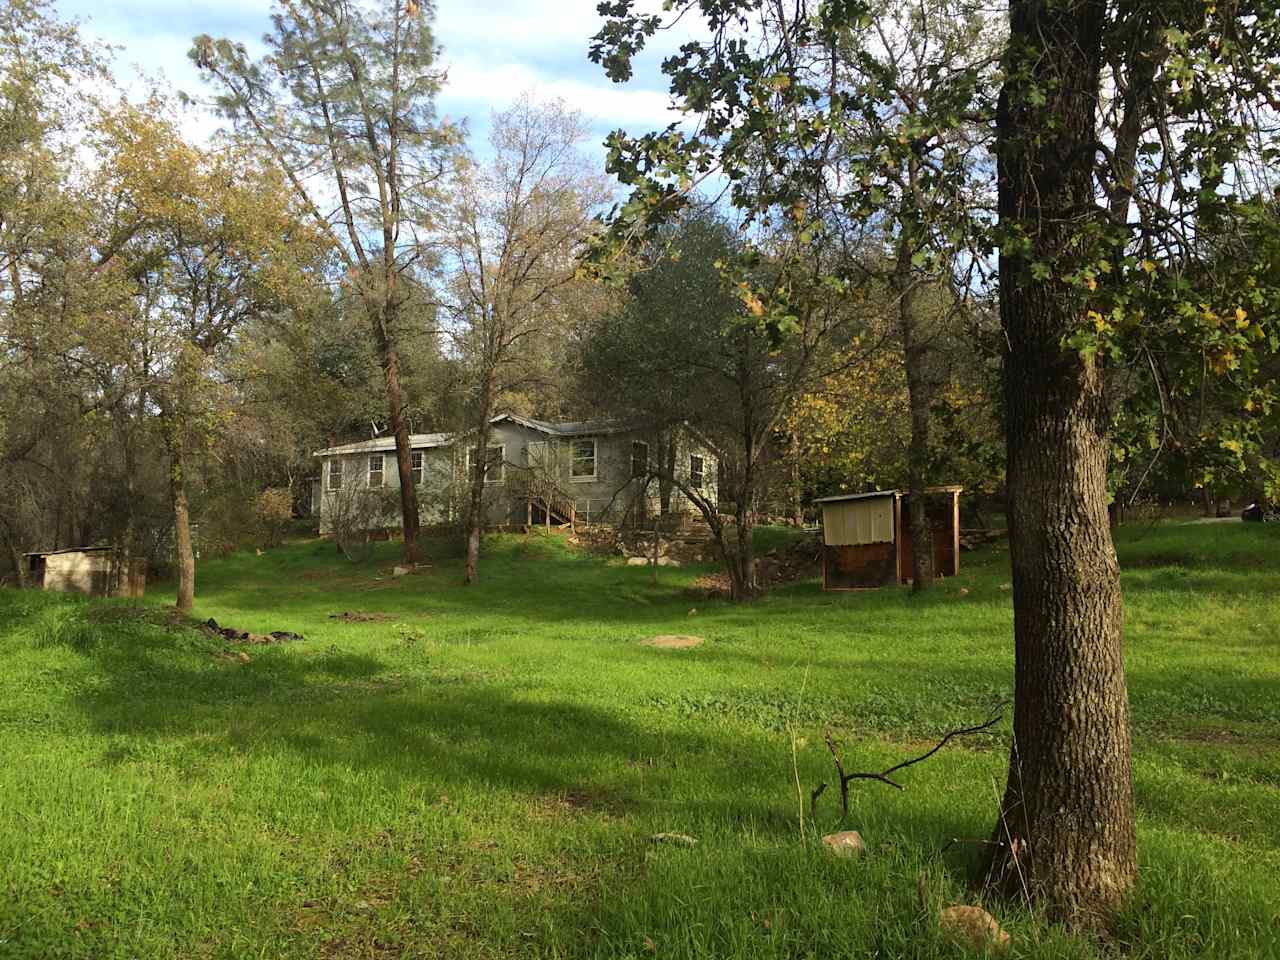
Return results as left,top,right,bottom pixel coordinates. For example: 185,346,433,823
685,573,732,599
683,536,822,598
1173,726,1251,745
530,788,623,820
329,611,398,623
203,618,305,645
642,634,704,649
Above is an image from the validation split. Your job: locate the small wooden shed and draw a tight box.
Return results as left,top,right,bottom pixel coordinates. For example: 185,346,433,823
24,547,146,598
816,485,962,590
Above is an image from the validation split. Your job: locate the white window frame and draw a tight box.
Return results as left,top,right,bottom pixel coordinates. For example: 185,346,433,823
367,453,385,488
411,450,425,486
689,454,705,489
328,458,344,491
467,444,505,484
570,438,597,482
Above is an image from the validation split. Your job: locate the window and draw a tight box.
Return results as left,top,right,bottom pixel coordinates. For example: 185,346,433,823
367,454,384,488
570,438,597,480
328,458,344,490
527,441,550,472
631,441,649,479
468,445,504,483
689,454,705,488
411,451,425,486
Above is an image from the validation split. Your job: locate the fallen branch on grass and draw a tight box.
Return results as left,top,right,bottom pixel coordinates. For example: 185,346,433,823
819,704,1009,819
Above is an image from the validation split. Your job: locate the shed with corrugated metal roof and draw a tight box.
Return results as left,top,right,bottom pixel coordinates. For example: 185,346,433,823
23,546,146,598
816,485,961,589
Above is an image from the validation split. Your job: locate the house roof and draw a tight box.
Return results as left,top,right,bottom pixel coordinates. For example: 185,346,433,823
314,433,452,457
814,490,900,505
491,413,637,437
315,413,642,458
24,545,115,558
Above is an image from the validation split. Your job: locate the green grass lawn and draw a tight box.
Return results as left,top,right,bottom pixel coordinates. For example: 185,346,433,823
1,522,1277,959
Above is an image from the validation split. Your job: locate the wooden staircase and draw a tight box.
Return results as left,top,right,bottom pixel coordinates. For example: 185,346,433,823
516,469,577,533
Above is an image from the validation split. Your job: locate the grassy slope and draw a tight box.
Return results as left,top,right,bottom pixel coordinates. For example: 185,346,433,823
0,523,1276,959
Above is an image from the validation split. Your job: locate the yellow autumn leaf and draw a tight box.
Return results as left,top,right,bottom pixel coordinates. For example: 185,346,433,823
1141,259,1157,274
1235,306,1249,329
1087,309,1106,332
1085,276,1097,292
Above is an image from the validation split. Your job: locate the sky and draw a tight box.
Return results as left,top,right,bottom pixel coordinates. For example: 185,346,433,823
53,0,694,163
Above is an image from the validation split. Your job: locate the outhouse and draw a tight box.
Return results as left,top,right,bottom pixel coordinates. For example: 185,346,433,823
816,485,962,589
24,546,146,598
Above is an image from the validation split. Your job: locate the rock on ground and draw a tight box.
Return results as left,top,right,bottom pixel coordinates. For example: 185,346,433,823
821,831,866,858
650,832,698,846
939,905,1011,953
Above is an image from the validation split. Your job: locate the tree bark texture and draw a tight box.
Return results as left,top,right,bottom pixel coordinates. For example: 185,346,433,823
463,391,494,585
7,540,27,588
895,230,935,592
788,431,804,526
371,300,421,564
986,0,1136,922
164,419,196,615
660,434,677,515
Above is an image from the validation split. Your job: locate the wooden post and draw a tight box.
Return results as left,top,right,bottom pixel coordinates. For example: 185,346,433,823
951,490,961,576
893,493,904,584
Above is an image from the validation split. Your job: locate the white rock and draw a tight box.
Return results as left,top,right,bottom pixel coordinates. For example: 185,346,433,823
650,832,698,847
656,556,681,567
627,556,651,566
393,565,414,577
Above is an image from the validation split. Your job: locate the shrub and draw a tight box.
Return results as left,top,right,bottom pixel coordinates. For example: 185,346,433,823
254,487,294,548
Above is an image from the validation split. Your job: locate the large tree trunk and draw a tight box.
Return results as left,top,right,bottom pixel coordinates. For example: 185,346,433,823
787,431,804,526
985,0,1136,922
163,417,196,615
4,532,27,588
731,501,756,600
895,226,934,593
463,388,495,585
660,433,677,515
371,300,421,564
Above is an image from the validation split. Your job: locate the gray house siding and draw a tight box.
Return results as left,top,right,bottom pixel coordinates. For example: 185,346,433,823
317,440,453,535
313,416,718,533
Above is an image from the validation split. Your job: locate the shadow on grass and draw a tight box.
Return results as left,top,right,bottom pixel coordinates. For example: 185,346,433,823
51,610,732,813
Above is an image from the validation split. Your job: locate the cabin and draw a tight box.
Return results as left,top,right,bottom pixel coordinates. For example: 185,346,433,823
312,413,718,534
24,546,147,598
816,485,962,589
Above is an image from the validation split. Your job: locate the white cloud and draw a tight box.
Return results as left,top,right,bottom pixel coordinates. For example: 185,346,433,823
56,0,701,147
435,0,607,55
440,55,681,134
